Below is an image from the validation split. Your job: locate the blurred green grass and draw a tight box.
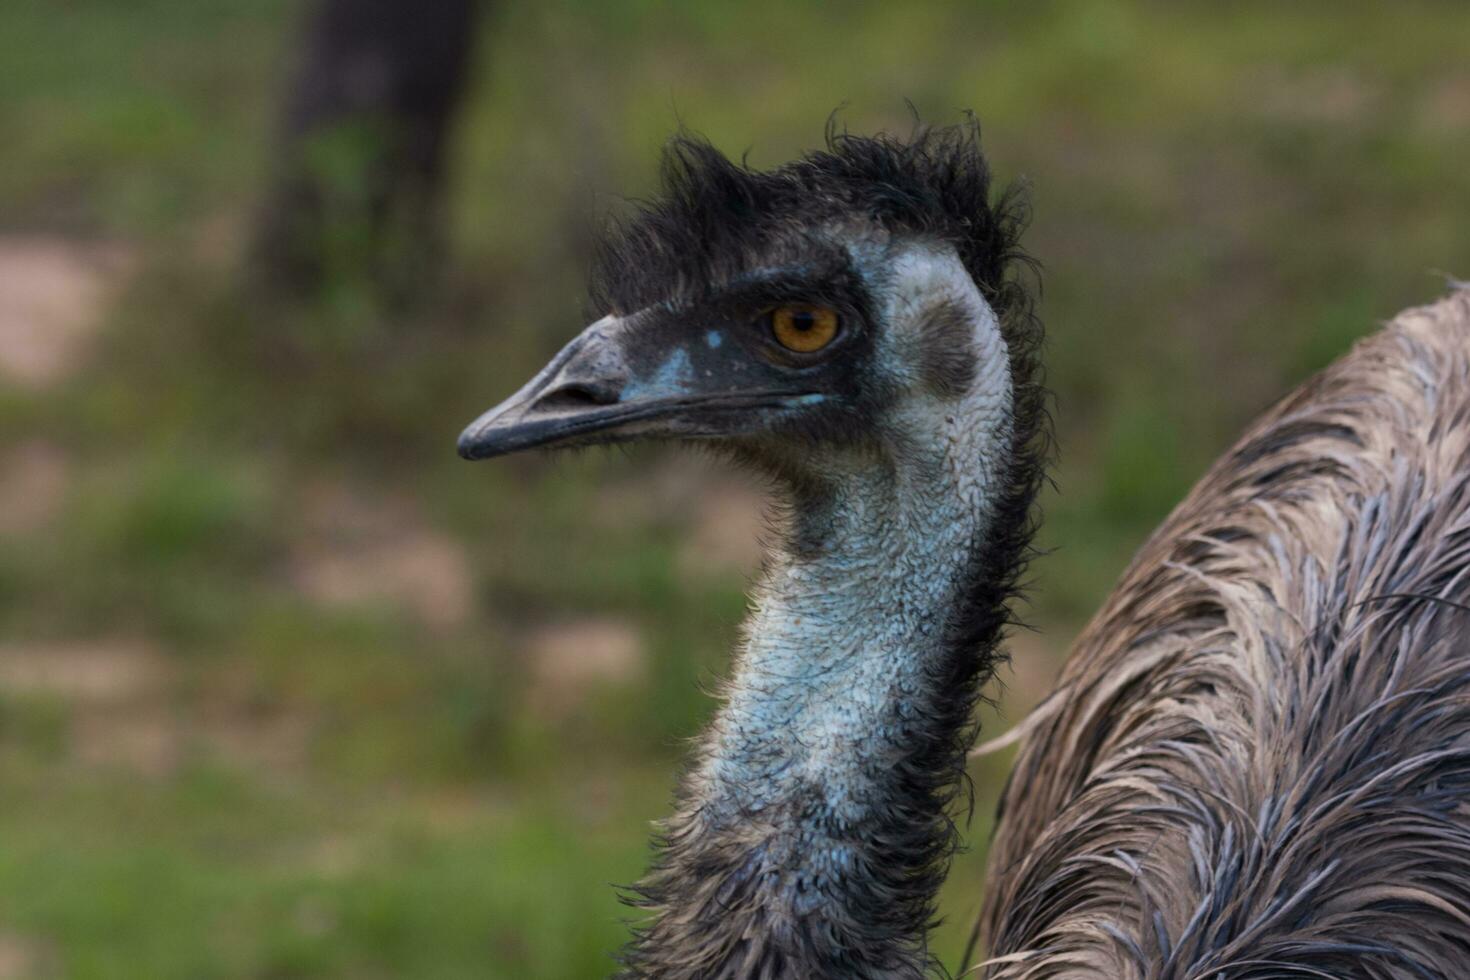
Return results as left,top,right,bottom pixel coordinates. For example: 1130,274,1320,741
1,0,1468,976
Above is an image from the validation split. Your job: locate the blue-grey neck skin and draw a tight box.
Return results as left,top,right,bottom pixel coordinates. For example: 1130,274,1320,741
619,246,1037,979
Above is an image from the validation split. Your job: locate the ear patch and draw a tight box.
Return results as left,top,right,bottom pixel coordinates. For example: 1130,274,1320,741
916,298,978,397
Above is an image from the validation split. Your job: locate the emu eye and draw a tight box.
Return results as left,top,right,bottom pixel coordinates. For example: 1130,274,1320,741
770,305,840,353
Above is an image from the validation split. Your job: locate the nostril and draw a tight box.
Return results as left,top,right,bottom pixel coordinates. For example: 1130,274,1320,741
536,380,622,411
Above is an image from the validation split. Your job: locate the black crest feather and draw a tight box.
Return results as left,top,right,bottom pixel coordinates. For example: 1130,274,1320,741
589,117,1035,325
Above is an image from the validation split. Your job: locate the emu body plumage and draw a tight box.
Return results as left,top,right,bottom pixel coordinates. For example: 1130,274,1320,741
975,290,1470,978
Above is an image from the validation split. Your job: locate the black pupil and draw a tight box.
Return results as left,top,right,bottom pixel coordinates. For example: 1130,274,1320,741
790,311,816,332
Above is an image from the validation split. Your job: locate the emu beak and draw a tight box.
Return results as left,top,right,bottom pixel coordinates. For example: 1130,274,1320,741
457,314,817,460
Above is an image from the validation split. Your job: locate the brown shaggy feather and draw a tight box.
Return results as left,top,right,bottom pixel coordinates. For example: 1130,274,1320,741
972,291,1470,979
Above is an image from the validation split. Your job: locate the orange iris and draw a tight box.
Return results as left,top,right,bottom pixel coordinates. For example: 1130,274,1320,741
770,305,840,353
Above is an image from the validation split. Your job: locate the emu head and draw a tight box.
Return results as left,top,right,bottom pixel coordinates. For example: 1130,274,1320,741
459,123,1035,490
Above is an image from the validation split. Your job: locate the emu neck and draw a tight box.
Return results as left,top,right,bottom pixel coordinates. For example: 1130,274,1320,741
624,262,1017,978
719,450,992,824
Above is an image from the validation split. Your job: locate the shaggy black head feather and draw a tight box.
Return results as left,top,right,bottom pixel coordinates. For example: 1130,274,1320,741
590,117,1034,327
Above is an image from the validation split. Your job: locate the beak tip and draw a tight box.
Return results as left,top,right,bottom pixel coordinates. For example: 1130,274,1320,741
457,427,488,461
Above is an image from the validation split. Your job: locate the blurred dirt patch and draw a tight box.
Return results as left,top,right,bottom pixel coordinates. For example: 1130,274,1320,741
1253,66,1380,124
524,617,644,717
0,638,179,775
596,456,770,577
590,455,702,530
71,711,182,776
0,236,136,387
0,639,313,778
0,441,70,537
679,480,769,578
0,639,165,704
0,931,51,980
289,482,474,630
1422,72,1470,130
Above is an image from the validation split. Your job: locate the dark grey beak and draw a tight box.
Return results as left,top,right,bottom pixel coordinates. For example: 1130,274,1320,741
457,314,819,461
458,316,633,460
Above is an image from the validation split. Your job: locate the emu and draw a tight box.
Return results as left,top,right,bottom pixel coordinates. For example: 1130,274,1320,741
461,121,1043,977
458,121,1470,977
970,290,1470,979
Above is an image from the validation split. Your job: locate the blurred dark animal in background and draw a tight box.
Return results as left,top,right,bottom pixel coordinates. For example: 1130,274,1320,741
972,290,1470,979
253,0,484,300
